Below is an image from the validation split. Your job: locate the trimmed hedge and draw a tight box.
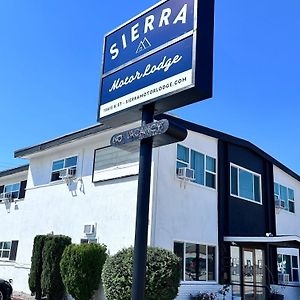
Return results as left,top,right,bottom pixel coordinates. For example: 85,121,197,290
28,235,47,299
60,243,107,300
41,235,71,300
102,247,181,300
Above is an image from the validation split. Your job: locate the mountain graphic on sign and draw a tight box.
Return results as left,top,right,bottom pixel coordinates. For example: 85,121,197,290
136,38,152,54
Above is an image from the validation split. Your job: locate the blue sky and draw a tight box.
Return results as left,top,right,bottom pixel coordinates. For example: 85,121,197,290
0,0,299,174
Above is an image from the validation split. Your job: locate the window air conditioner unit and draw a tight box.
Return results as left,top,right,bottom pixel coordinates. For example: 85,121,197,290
59,168,76,179
84,224,95,235
177,167,195,181
275,199,281,208
0,192,13,203
275,199,285,209
278,273,289,283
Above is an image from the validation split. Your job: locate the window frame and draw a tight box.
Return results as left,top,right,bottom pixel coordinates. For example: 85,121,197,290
274,182,295,213
92,145,140,182
277,254,299,283
176,145,190,170
3,182,21,199
230,163,262,205
205,155,217,189
0,241,12,260
50,155,78,182
288,188,295,213
176,144,217,190
173,240,217,283
291,255,299,282
80,238,98,244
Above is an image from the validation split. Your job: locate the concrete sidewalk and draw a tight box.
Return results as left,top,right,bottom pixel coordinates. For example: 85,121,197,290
12,292,35,300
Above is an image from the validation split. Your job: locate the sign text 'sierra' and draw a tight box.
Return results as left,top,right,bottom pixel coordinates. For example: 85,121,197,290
98,0,215,125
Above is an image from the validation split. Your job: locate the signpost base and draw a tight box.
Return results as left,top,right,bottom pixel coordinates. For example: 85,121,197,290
131,104,154,300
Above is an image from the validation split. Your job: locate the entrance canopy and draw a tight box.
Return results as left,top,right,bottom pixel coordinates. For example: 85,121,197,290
224,235,300,248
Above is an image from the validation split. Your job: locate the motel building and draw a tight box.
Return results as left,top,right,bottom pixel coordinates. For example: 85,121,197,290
0,114,299,300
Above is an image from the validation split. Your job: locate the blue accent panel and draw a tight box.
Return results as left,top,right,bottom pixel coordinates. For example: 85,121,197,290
103,0,195,74
101,37,193,105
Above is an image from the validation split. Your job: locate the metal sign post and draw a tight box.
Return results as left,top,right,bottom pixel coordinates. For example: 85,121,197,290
109,113,187,300
131,104,154,300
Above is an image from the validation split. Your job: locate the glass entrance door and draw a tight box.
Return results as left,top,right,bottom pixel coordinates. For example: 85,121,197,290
230,246,266,300
243,248,265,300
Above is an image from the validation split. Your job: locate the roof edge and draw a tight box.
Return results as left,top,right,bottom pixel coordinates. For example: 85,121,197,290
159,114,300,183
14,123,110,158
0,165,29,178
13,114,300,183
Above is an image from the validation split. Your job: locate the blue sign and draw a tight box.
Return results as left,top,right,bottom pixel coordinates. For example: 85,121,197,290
98,0,215,125
103,0,195,75
100,37,193,117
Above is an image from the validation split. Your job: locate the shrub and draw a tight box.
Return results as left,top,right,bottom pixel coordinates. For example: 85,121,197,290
41,235,71,300
190,285,230,300
28,235,47,299
102,247,181,300
60,243,107,300
190,292,216,300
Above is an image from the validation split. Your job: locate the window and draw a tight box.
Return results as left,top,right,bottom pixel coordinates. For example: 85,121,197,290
277,254,299,282
174,242,184,280
0,240,18,261
0,242,11,259
230,164,262,203
51,156,77,182
80,238,98,244
0,182,26,201
177,145,189,169
176,145,217,189
274,182,295,213
173,241,216,282
230,246,241,297
3,182,21,199
93,145,139,182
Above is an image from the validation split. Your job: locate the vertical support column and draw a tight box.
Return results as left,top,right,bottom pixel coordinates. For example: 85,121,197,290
240,246,245,300
265,244,271,297
131,104,154,300
217,140,229,284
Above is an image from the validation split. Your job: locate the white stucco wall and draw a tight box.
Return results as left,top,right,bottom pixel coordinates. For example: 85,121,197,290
0,170,30,292
273,166,300,300
274,165,300,236
151,130,220,298
270,284,300,300
151,130,218,248
0,126,221,297
0,124,142,294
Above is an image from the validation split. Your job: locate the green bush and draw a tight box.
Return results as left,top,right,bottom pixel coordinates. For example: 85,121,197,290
28,235,47,299
102,247,181,300
60,243,107,300
41,235,71,300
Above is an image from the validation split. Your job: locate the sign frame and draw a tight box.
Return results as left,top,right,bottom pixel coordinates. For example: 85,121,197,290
110,118,188,150
97,0,214,127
